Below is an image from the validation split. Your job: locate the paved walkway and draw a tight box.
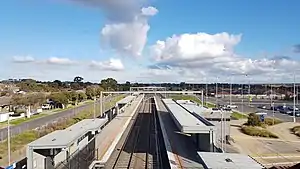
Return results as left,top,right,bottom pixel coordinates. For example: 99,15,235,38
95,95,143,162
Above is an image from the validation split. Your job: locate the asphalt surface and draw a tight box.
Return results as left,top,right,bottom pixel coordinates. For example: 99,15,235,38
0,96,114,141
206,97,300,122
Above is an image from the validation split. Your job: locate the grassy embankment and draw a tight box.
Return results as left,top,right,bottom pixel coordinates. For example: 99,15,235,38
0,100,96,126
0,95,124,160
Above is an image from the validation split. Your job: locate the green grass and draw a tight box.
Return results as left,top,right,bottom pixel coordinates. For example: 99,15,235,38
9,114,47,125
0,130,39,159
231,111,248,119
0,95,125,160
291,126,300,137
241,125,278,138
205,102,216,108
170,95,202,104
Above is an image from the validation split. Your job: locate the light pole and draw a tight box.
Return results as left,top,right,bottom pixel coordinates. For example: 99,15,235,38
216,77,219,107
206,79,208,107
241,82,244,113
293,72,296,123
247,74,251,106
220,110,224,152
8,115,11,166
230,76,232,106
270,81,275,125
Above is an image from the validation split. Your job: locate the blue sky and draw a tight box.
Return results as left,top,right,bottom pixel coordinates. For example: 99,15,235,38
0,0,299,83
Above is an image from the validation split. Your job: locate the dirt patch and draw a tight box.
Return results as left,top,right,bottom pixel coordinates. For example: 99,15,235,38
267,122,300,141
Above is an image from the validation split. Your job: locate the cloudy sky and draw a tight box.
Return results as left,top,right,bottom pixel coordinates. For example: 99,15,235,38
0,0,300,83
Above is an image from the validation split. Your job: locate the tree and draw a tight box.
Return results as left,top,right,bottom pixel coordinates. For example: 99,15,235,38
70,91,78,104
49,93,68,108
78,92,87,102
86,86,96,99
247,113,261,126
96,86,104,97
101,78,118,91
74,76,84,83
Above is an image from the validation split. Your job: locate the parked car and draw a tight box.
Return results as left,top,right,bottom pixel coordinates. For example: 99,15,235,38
222,107,232,111
257,105,267,109
227,105,238,109
286,110,300,116
279,108,289,114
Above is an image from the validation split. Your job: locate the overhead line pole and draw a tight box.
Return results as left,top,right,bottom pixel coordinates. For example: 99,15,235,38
230,76,232,106
293,72,296,123
8,116,11,166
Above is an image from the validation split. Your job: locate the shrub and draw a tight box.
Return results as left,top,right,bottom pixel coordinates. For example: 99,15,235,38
264,118,283,126
247,113,261,126
241,126,278,138
291,126,300,137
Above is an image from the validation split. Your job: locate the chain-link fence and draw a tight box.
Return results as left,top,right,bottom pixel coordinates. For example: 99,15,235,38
55,138,97,169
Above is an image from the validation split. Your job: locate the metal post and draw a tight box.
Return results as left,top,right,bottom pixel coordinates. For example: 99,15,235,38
293,72,296,123
230,76,232,106
248,75,251,106
201,90,204,107
8,116,11,166
93,96,96,120
206,79,208,107
216,77,218,106
221,111,224,152
271,83,274,125
241,83,244,113
297,85,299,105
224,112,227,153
100,91,103,118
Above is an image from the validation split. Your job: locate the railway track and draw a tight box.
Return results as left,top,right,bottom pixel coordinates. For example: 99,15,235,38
109,97,159,169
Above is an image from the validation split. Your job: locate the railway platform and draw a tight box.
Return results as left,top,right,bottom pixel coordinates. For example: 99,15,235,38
154,96,206,169
89,95,144,168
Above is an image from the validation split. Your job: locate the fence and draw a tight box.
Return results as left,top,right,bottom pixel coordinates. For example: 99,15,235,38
55,138,97,169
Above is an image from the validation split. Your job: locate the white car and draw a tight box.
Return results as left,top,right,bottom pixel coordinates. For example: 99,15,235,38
227,105,238,109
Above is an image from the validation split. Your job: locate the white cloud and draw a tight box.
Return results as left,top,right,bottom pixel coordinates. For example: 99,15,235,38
90,58,124,71
141,6,158,16
100,6,158,57
152,32,241,63
149,32,300,83
46,57,76,65
12,56,35,63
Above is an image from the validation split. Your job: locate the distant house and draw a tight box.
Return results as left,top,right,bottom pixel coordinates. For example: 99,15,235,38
0,96,11,112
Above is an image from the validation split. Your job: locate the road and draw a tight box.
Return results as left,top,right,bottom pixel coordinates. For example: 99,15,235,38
0,96,115,141
206,97,300,122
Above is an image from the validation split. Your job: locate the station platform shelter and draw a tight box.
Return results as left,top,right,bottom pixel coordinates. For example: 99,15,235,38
26,119,107,169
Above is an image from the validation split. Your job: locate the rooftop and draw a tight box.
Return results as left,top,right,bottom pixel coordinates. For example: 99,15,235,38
178,100,231,120
162,99,215,133
198,152,264,169
117,95,136,105
28,118,107,149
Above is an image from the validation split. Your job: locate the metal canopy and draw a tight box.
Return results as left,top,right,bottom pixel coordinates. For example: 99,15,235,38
198,152,264,169
117,96,136,105
28,119,108,149
162,99,215,133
